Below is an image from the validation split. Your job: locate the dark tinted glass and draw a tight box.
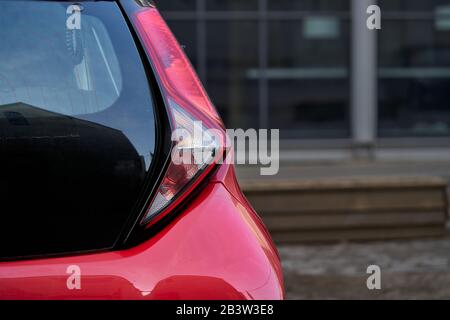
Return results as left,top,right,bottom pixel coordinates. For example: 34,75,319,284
206,0,258,11
157,0,196,11
378,18,450,137
269,79,350,138
0,1,156,259
206,21,259,129
268,19,350,138
269,0,349,12
379,0,450,12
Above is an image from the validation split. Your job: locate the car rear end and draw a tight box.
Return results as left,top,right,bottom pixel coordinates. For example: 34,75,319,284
0,0,283,299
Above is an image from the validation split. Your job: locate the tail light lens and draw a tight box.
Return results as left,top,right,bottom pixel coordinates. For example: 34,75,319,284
132,7,226,225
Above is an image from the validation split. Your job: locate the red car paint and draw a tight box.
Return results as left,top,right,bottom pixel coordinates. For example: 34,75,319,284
0,164,284,299
0,2,284,299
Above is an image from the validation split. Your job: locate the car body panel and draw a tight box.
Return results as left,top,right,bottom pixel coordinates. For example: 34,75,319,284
0,0,284,300
0,168,284,299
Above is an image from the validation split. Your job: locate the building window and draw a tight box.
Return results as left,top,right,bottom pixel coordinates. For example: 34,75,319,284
206,0,258,11
158,0,351,139
157,0,196,11
378,0,450,137
267,17,351,138
206,21,259,129
268,0,350,12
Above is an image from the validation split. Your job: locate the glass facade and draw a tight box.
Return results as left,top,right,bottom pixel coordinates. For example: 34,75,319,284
268,0,349,11
159,0,450,144
207,0,258,11
159,0,351,139
378,0,450,137
267,18,350,138
206,20,259,129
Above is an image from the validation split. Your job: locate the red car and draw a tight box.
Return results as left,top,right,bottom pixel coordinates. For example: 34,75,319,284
0,0,283,299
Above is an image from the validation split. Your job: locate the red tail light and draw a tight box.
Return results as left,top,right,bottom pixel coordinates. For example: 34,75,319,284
132,7,225,226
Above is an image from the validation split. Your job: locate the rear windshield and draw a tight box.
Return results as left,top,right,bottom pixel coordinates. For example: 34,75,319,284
0,1,156,259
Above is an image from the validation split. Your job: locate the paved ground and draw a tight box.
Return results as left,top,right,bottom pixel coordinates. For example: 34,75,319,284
237,160,450,299
279,237,450,299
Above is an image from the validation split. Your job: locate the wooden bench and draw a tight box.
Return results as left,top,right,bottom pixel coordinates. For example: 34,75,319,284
241,176,449,243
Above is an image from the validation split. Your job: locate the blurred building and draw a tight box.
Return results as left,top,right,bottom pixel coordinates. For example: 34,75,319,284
158,0,450,162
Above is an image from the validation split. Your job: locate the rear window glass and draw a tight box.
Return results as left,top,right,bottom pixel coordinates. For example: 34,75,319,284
0,1,157,259
0,3,123,115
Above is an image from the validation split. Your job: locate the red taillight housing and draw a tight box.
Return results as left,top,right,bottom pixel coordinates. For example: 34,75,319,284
132,7,225,226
